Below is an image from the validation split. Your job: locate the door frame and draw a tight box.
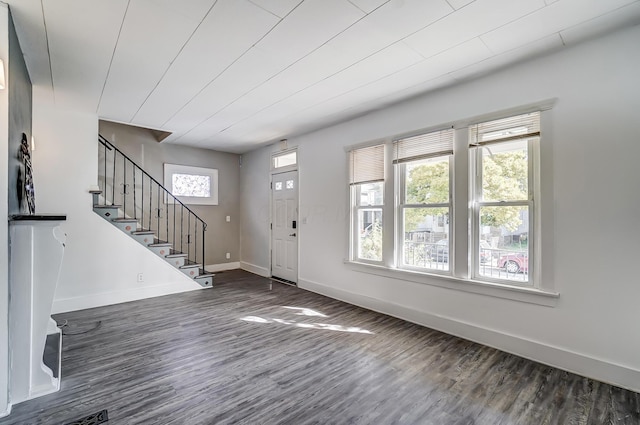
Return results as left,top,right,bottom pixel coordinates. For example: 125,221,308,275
270,148,299,284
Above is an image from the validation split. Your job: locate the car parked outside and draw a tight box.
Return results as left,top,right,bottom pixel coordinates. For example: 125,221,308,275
479,240,491,264
498,252,528,273
429,239,449,262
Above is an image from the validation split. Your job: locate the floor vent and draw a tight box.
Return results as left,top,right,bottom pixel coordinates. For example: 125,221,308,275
65,409,108,425
270,276,297,287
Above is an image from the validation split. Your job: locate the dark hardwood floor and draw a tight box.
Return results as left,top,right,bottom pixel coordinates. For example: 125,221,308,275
2,270,638,425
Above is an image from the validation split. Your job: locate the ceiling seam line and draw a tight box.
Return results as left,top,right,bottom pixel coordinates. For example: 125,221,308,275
130,0,221,122
187,0,562,141
159,0,306,129
198,38,423,142
181,0,465,143
246,0,286,19
40,0,55,103
96,0,131,114
346,0,368,14
169,0,392,143
177,0,493,144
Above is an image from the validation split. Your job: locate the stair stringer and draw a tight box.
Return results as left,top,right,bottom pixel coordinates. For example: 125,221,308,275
51,208,202,314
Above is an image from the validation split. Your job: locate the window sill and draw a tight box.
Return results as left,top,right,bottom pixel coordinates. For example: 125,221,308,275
344,260,559,307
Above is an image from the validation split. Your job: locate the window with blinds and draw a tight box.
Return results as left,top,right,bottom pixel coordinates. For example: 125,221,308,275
470,112,540,146
346,104,546,291
395,128,453,272
393,128,454,163
349,144,384,185
349,144,385,263
471,111,539,285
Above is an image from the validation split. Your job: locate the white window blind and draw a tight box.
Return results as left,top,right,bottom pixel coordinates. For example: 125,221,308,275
349,144,384,185
393,128,454,163
470,112,540,146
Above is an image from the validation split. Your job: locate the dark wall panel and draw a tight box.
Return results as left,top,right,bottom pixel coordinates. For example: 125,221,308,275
7,9,33,215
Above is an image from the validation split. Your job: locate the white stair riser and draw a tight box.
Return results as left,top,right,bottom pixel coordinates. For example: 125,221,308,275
195,277,213,288
180,267,199,278
166,257,186,268
148,246,172,257
131,233,154,245
94,207,119,221
113,221,138,233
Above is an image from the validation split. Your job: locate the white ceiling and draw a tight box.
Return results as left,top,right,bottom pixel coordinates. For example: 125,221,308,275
8,0,640,153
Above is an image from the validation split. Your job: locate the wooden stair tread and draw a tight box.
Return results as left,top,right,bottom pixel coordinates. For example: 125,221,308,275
131,230,155,235
148,243,172,247
89,189,102,194
94,204,121,209
179,264,202,269
112,218,138,223
194,273,215,279
165,253,188,258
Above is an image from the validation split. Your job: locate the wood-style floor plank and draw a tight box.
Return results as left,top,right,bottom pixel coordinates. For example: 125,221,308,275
1,270,638,425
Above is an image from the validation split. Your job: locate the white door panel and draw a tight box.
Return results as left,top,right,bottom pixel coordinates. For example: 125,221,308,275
271,170,298,283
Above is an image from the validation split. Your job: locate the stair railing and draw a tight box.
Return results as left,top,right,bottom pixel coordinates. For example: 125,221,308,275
97,134,207,269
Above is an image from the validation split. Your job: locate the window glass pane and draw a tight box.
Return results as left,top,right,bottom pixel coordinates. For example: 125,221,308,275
286,180,294,189
358,209,382,261
358,182,384,206
172,174,210,197
478,206,529,283
405,156,449,205
273,152,297,169
481,140,528,202
403,207,449,271
275,182,283,191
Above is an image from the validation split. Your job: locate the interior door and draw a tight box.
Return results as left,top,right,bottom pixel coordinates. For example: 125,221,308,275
271,170,298,284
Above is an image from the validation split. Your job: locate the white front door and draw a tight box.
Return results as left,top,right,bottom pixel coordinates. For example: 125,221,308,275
271,170,298,284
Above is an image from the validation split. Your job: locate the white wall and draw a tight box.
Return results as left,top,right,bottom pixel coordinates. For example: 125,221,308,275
0,3,10,417
32,89,202,314
239,147,271,277
240,25,640,392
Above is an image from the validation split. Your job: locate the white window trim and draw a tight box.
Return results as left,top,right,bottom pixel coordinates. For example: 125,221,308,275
344,259,559,306
395,156,453,276
345,100,558,306
470,137,538,287
351,185,385,266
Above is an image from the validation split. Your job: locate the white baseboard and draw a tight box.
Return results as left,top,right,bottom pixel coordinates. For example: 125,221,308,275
0,404,10,419
299,277,640,394
52,281,201,314
205,262,240,273
240,261,270,277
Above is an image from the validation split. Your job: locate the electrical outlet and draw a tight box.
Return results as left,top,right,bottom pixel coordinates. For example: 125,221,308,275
226,253,230,259
137,273,144,282
226,215,231,222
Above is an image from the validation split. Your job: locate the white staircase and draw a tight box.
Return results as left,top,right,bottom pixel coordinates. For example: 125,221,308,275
90,191,214,288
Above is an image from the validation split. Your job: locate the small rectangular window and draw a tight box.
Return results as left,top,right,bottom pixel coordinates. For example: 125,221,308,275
164,163,218,205
272,151,297,169
172,174,211,198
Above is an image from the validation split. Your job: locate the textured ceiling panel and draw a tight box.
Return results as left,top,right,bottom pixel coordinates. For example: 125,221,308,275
43,0,129,111
7,0,640,153
481,0,638,54
131,0,279,128
97,0,211,122
404,0,546,59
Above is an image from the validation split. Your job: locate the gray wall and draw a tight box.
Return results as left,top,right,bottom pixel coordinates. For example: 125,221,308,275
7,9,32,216
99,121,240,266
